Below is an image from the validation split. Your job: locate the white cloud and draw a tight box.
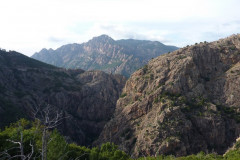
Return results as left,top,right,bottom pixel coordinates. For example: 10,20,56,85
80,23,171,43
0,0,239,56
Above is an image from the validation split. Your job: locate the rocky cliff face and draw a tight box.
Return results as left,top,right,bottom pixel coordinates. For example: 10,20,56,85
96,34,240,157
0,50,126,145
32,35,178,77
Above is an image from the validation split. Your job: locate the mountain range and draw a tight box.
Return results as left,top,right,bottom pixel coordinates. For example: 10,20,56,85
32,35,178,77
1,34,240,158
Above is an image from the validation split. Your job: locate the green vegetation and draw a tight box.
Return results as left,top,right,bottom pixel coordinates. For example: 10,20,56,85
154,92,240,124
177,55,187,60
216,105,240,123
150,74,154,80
120,93,127,98
142,65,148,74
1,119,240,159
0,119,129,160
154,91,181,104
181,96,208,112
229,45,236,50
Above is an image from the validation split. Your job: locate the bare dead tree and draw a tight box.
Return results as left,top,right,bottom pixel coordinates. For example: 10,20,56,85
0,121,35,160
0,102,68,160
32,103,68,160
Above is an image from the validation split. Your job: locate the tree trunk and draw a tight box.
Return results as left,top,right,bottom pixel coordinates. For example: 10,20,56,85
42,129,47,160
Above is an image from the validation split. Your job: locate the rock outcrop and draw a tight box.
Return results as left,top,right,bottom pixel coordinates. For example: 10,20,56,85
32,35,178,77
96,34,240,157
0,50,126,146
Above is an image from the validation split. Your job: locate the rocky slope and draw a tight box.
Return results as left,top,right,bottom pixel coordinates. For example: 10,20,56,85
32,35,178,77
96,34,240,157
0,49,126,145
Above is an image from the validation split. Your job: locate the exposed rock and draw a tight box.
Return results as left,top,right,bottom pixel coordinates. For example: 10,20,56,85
96,34,240,157
32,35,178,77
0,50,126,146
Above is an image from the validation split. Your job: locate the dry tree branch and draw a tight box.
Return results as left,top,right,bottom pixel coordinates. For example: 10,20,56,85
31,102,69,160
3,129,35,160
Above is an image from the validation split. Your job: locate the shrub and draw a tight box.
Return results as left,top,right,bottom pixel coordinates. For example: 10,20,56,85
142,65,148,74
229,45,236,50
120,93,127,98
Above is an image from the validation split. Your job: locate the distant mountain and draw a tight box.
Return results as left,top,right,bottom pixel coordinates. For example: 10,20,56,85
32,35,178,77
96,34,240,157
0,49,126,146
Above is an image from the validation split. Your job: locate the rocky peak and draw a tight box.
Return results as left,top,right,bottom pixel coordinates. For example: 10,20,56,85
96,34,240,157
39,48,48,53
87,34,115,46
37,48,55,55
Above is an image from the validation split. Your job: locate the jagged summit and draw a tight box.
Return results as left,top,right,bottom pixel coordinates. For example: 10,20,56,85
32,35,178,77
90,34,115,43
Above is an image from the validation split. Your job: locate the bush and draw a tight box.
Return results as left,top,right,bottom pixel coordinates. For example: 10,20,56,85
142,65,148,74
120,93,127,98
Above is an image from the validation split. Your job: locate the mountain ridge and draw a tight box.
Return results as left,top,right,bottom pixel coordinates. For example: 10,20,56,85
0,49,126,146
32,35,178,77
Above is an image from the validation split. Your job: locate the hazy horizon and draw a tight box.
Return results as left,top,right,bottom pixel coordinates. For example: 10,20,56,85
1,0,240,56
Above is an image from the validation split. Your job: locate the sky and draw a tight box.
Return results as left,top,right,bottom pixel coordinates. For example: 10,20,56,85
0,0,240,56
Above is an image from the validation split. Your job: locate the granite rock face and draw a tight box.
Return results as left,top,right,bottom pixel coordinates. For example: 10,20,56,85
96,34,240,157
32,35,178,77
0,50,126,146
